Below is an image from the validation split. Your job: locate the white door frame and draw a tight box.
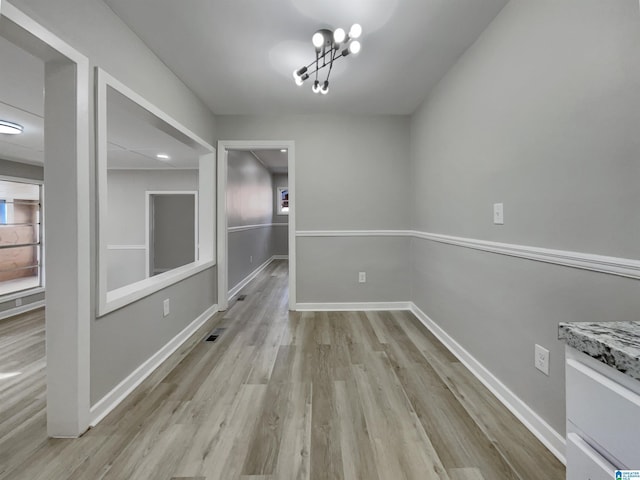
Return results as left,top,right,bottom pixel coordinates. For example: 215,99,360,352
217,140,296,311
0,1,91,437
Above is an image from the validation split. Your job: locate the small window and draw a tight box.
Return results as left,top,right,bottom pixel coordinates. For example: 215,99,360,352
0,179,42,296
277,187,289,215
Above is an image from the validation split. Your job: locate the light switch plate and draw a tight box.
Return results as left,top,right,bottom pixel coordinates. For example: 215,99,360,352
493,203,504,225
163,299,170,317
358,272,366,283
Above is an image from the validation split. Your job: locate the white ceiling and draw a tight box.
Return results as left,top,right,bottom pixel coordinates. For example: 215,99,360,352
0,35,44,166
106,87,200,170
1,0,509,166
252,149,288,174
0,37,200,170
103,0,508,115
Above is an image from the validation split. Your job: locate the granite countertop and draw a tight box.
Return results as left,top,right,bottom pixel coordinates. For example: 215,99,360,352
558,321,640,381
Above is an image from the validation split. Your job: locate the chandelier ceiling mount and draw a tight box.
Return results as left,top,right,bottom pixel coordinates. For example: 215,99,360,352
292,23,362,95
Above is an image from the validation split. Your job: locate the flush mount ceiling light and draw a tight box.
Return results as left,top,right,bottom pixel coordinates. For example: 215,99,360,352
292,23,362,95
0,120,24,135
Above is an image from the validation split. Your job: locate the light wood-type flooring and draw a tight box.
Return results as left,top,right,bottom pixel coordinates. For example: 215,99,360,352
0,260,565,479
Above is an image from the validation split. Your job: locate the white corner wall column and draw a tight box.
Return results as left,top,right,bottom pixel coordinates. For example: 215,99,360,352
0,1,92,437
217,140,296,311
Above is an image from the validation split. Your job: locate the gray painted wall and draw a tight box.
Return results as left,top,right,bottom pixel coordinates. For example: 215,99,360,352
409,0,640,436
227,150,272,228
217,115,411,303
91,267,216,403
8,0,218,406
0,159,44,313
272,173,288,256
298,236,410,303
0,159,44,181
151,194,196,274
228,228,273,290
227,150,274,290
0,291,44,314
106,170,197,290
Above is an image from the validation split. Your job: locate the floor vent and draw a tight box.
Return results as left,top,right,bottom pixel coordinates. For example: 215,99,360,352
237,294,247,301
205,327,226,343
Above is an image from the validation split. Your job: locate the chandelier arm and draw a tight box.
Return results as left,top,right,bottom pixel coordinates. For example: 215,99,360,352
325,46,337,83
306,54,345,78
299,47,335,73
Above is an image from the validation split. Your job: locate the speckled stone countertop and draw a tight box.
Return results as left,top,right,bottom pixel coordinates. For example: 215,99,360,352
558,321,640,381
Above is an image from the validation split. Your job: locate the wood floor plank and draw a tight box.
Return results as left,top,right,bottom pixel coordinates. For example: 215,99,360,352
242,380,290,475
448,468,486,480
272,381,312,480
446,363,565,480
334,380,380,480
309,344,344,480
0,261,564,480
352,353,449,480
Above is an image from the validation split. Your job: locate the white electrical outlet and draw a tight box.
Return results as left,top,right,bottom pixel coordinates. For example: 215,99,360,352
358,272,366,283
163,299,170,317
535,344,549,376
15,298,22,307
493,203,504,225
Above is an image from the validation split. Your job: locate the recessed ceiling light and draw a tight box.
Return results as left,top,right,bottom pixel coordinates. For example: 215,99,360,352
280,149,287,153
0,120,23,135
156,153,170,160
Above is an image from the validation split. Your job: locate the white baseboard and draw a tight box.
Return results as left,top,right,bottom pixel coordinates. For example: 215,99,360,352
0,300,45,321
228,256,276,299
89,303,218,427
295,301,412,312
409,302,566,464
272,255,289,260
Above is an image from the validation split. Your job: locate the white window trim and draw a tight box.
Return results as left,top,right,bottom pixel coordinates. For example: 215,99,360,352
96,68,215,316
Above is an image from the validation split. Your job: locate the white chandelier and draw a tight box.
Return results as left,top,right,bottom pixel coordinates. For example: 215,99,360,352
292,23,362,95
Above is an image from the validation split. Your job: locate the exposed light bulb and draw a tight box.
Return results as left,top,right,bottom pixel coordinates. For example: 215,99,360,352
320,81,329,95
312,31,325,49
312,80,321,94
295,75,304,86
349,23,362,39
348,40,361,55
156,153,170,160
0,120,23,135
333,28,346,44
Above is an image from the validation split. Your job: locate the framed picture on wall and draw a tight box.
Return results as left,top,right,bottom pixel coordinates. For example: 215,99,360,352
277,187,289,214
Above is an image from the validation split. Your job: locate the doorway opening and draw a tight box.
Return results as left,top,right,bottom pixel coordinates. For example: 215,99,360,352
217,141,295,311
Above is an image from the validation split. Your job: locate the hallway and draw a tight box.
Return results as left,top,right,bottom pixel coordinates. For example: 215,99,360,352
0,260,563,479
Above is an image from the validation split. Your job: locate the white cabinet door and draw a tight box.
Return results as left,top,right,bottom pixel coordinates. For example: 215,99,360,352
566,433,617,480
566,358,640,468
